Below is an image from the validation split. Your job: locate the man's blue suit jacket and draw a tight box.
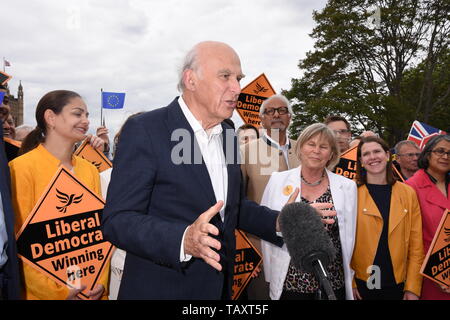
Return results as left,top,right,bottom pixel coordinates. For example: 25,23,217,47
102,98,282,299
0,129,21,299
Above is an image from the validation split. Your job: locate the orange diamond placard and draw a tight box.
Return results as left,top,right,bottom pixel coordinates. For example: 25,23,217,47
236,73,276,127
333,146,358,180
421,210,450,288
74,139,112,173
232,229,262,300
16,166,113,300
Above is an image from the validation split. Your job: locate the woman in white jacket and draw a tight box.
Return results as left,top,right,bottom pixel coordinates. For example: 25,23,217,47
261,123,357,300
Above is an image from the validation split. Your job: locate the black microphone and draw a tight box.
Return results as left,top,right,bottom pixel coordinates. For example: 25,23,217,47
279,202,337,300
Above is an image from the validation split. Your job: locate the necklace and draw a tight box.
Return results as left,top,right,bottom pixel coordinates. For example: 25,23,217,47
301,171,325,186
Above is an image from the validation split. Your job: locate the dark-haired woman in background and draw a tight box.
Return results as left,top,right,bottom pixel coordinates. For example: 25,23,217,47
9,90,109,300
406,135,450,300
351,136,424,300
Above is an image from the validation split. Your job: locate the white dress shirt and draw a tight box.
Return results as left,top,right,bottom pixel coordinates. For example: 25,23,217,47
263,131,292,169
178,96,228,261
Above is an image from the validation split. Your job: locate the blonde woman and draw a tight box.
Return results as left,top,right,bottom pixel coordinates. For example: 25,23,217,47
261,123,357,300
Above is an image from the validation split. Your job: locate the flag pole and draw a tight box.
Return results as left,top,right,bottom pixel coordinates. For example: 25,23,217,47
100,88,103,127
2,57,5,72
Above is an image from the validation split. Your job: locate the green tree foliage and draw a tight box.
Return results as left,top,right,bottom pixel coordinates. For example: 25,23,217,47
285,0,450,144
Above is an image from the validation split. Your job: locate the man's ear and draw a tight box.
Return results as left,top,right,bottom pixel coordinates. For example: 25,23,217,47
184,69,197,91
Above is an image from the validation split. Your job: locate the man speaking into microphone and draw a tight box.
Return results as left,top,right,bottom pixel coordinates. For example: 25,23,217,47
102,41,291,300
261,123,357,300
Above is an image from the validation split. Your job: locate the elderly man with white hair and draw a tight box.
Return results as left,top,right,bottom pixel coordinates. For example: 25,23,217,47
240,93,300,299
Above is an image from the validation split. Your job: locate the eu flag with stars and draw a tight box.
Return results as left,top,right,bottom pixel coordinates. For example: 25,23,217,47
102,92,125,109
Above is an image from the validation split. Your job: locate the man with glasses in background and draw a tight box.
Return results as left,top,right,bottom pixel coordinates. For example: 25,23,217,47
394,140,421,180
240,94,299,299
324,115,352,153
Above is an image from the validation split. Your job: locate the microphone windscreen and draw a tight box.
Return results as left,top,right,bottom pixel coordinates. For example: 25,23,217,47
279,202,336,272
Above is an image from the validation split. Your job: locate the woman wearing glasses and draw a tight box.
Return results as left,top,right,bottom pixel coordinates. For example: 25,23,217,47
406,135,450,299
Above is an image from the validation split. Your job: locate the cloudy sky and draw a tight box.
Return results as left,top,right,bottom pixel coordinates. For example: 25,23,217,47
4,0,328,136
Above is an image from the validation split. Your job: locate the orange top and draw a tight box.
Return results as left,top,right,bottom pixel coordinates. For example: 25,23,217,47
9,144,109,300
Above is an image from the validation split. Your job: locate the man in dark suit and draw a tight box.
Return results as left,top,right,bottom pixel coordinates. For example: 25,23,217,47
102,41,286,299
0,105,21,300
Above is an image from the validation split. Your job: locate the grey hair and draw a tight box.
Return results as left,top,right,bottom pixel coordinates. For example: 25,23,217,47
394,140,419,154
295,123,341,171
177,46,200,92
14,124,35,142
15,124,33,131
259,94,292,116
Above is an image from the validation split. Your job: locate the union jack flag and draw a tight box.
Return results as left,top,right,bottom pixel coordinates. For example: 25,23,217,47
407,121,446,150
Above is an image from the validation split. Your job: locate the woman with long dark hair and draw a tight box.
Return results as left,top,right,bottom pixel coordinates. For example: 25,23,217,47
351,136,424,300
9,90,109,300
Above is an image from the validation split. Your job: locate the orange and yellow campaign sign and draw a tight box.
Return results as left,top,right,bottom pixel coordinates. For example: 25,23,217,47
333,146,358,180
236,73,276,127
232,229,262,300
74,139,112,173
421,210,450,288
16,166,113,300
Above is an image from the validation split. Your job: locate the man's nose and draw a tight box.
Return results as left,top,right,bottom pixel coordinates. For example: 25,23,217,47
230,78,241,95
